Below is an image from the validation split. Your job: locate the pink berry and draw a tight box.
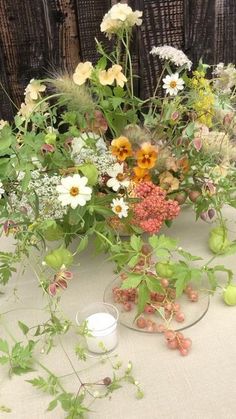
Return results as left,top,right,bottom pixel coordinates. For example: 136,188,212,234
136,317,146,329
173,303,180,312
175,312,185,322
164,330,176,341
189,291,198,302
144,305,155,314
161,278,169,288
181,338,192,349
123,302,132,312
156,324,165,333
179,348,189,356
167,339,178,349
176,332,184,340
165,303,172,312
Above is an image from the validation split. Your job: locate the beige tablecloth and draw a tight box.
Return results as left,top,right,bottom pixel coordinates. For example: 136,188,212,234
1,206,236,419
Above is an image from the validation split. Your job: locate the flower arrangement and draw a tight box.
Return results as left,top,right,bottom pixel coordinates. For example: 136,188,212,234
1,2,236,416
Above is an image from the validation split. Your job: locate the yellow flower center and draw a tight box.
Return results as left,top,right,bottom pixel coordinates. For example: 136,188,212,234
170,81,177,88
116,173,125,181
70,186,79,196
115,205,122,213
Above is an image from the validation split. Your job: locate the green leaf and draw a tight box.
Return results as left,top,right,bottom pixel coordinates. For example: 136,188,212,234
113,86,126,97
110,97,124,110
77,236,89,254
0,339,9,354
137,281,150,316
18,321,29,336
44,247,73,270
145,275,163,293
130,235,142,252
78,163,98,186
206,269,218,291
175,277,187,297
178,249,203,261
121,273,143,289
127,254,140,268
47,399,58,411
0,126,14,155
27,375,59,396
0,355,9,364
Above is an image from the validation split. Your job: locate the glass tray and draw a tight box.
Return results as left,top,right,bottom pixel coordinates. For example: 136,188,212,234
103,276,210,333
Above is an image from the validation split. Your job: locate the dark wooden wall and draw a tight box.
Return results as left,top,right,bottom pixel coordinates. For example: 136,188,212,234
1,0,236,119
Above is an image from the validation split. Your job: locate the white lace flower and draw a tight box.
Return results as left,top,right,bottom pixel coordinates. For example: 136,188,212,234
213,63,236,93
162,73,184,96
0,181,5,198
56,174,92,209
150,46,192,70
106,163,130,191
71,132,107,162
111,197,129,218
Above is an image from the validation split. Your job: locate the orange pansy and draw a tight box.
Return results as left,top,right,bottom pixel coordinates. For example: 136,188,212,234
111,136,132,161
133,166,151,182
136,143,158,169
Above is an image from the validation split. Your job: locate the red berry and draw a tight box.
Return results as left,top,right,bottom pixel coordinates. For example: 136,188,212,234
123,302,132,312
161,278,169,288
164,330,176,341
144,305,155,314
167,339,178,349
189,291,198,302
181,338,192,349
156,324,165,333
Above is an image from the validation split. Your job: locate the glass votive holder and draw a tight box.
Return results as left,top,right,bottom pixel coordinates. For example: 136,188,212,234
76,302,119,354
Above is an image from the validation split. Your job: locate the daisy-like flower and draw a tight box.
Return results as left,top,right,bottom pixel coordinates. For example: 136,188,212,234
24,79,46,101
150,45,192,70
73,62,93,86
162,73,184,96
111,197,129,219
106,163,130,191
133,166,151,182
136,143,158,169
0,181,5,198
111,136,132,161
56,174,92,209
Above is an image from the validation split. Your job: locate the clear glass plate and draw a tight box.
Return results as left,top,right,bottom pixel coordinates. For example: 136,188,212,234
103,276,210,333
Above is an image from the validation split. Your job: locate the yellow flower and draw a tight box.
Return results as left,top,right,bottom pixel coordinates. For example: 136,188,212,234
111,136,132,161
111,64,127,87
0,119,8,130
24,79,46,101
136,143,158,169
98,68,115,86
133,167,151,182
73,62,93,86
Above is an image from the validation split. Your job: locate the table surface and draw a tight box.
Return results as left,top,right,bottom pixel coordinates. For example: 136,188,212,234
1,206,236,419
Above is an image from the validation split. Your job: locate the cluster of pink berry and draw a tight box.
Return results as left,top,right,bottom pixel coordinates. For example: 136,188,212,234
132,182,180,234
164,330,192,356
185,284,199,302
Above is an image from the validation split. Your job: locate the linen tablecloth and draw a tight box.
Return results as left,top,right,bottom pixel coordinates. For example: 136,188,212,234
1,206,236,419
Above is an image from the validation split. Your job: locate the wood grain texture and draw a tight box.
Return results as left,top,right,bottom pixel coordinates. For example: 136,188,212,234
184,0,236,65
129,0,184,98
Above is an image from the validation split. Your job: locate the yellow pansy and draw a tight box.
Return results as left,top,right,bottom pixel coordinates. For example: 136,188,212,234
98,68,115,86
73,61,93,86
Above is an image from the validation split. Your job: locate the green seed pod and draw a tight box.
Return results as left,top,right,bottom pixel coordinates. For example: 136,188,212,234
223,284,236,306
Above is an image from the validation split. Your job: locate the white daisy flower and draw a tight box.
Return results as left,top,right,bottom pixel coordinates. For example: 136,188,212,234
0,181,5,198
106,163,130,192
56,174,92,209
162,73,184,96
111,197,129,218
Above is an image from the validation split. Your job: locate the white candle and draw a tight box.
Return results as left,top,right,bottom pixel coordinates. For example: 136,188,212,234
85,312,118,353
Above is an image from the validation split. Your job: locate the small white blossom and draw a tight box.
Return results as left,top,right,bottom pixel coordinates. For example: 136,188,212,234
56,174,92,209
213,62,236,93
162,73,184,96
106,163,130,191
24,78,46,101
71,132,107,163
111,197,129,218
150,45,192,70
0,120,8,130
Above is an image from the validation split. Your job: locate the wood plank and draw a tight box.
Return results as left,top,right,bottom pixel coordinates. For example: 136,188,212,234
184,0,236,66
